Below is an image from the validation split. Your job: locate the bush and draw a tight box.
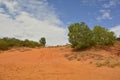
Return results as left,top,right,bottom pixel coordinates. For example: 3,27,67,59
68,22,93,50
21,39,40,48
93,26,116,46
0,37,45,51
68,22,116,50
0,40,9,50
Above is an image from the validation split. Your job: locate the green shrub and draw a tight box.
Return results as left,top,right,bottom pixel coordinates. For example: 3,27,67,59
0,40,9,50
93,26,116,46
0,37,45,51
68,22,93,50
68,22,116,50
20,39,40,48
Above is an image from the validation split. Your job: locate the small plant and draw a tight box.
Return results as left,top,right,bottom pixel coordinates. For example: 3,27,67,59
96,62,103,67
77,58,81,61
89,61,93,64
104,60,110,65
64,54,70,57
94,55,104,60
108,62,120,68
67,56,74,61
94,57,120,68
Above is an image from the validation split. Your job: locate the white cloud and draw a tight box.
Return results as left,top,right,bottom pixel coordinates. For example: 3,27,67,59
0,8,4,12
0,0,68,46
110,25,120,37
96,10,112,20
0,0,17,11
97,0,120,21
103,0,120,8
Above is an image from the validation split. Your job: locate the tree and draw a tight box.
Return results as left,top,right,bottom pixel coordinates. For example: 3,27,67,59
39,37,46,46
68,22,93,49
68,22,116,50
93,26,116,46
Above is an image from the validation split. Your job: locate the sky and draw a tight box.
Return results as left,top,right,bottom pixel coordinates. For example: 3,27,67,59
0,0,120,46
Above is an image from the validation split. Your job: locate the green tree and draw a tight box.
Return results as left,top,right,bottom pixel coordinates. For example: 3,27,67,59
68,22,93,49
39,37,46,46
68,22,116,50
93,26,116,46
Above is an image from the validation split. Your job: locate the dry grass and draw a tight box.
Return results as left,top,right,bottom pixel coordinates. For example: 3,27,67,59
95,57,120,68
65,51,120,68
65,52,104,61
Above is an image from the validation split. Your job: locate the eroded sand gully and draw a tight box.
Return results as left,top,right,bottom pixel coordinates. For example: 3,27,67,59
0,47,120,80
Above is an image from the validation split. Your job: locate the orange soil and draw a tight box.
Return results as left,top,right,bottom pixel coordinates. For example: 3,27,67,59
0,46,120,80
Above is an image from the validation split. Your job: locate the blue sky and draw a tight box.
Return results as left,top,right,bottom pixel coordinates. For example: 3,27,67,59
48,0,120,28
0,0,120,45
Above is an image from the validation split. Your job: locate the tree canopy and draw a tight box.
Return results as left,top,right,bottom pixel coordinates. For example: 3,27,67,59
68,22,116,50
39,37,46,46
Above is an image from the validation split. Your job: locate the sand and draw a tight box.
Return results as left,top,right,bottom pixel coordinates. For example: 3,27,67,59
0,46,120,80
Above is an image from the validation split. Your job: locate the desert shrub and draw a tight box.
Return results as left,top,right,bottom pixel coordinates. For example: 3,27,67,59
0,40,9,50
68,22,116,50
96,62,104,67
20,39,40,48
0,37,44,51
93,26,116,46
7,38,21,47
68,22,93,50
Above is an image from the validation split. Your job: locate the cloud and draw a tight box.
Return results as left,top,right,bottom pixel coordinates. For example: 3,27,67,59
0,0,68,46
110,25,120,37
96,0,120,21
96,10,112,20
0,0,17,11
103,0,120,8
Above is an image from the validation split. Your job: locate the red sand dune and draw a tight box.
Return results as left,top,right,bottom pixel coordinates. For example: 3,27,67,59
0,46,120,80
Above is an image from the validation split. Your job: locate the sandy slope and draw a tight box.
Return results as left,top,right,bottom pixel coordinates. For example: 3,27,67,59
0,46,120,80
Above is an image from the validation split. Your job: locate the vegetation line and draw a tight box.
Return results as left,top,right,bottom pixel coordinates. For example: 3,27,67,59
0,37,46,50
